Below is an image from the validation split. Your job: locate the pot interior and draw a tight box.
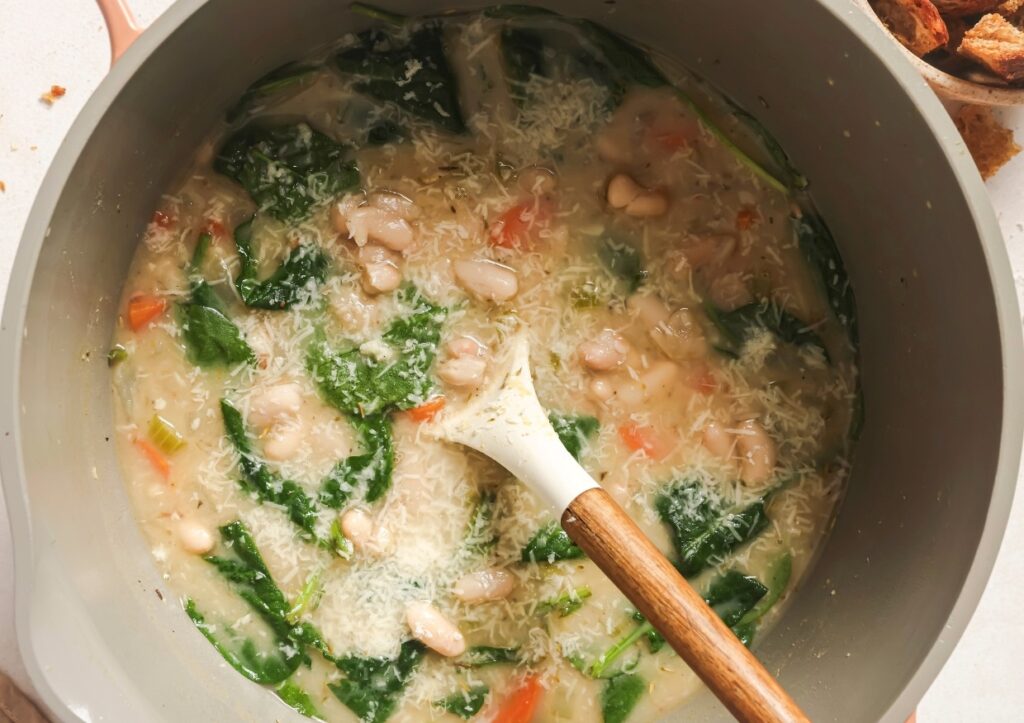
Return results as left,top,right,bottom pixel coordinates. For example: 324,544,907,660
4,1,1014,721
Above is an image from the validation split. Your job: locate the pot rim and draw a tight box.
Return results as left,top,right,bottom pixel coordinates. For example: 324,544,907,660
1,1,1020,721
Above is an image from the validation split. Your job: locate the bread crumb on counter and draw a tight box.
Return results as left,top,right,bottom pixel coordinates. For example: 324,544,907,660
40,85,66,105
0,181,6,193
955,104,1022,178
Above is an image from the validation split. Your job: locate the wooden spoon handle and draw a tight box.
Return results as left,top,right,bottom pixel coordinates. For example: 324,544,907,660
562,488,809,723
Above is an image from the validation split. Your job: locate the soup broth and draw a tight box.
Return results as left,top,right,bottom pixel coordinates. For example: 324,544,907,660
110,6,858,722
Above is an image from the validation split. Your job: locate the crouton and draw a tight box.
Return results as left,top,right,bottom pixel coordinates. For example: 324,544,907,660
958,13,1024,80
933,0,1001,16
997,0,1024,23
871,0,950,56
954,104,1021,179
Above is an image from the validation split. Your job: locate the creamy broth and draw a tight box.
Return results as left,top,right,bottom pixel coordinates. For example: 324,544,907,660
110,7,858,722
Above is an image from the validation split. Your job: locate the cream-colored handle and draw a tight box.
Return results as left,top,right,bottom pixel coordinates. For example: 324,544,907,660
96,0,143,65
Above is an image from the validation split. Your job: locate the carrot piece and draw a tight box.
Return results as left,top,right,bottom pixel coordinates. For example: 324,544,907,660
493,675,542,723
127,295,167,331
203,218,226,237
151,210,174,228
736,207,759,231
618,423,672,461
135,439,171,480
407,397,446,422
489,200,551,250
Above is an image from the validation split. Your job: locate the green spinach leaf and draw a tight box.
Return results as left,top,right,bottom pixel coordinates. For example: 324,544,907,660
307,286,447,417
704,570,768,629
456,646,520,668
537,587,592,617
227,62,319,122
366,120,406,146
501,27,546,102
738,552,792,628
215,122,359,223
703,299,827,360
232,217,330,310
549,413,599,461
221,398,321,540
655,481,769,577
465,490,498,554
435,685,489,719
794,211,857,345
601,673,645,723
598,237,646,292
521,521,585,563
276,679,323,718
335,25,465,134
321,413,395,505
329,640,426,723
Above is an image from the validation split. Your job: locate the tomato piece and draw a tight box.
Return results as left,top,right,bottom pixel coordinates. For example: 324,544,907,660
489,201,551,250
204,218,227,237
736,207,759,231
618,423,672,461
127,295,167,331
151,210,174,228
407,397,446,422
135,439,171,480
493,675,542,723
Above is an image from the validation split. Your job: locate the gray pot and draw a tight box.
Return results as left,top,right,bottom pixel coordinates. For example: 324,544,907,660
2,1,1020,721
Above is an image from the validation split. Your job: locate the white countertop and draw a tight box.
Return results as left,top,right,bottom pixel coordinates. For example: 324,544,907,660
1,1,1022,720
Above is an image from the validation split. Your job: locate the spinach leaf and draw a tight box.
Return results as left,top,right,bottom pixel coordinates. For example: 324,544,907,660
321,414,395,505
307,286,447,416
366,120,406,146
456,646,520,668
227,62,319,122
215,122,359,223
576,20,667,90
521,521,585,563
549,413,599,461
738,553,792,627
221,398,321,541
335,24,465,134
178,232,255,367
276,680,323,718
465,491,498,554
794,211,857,344
435,685,489,719
704,570,768,629
655,481,769,577
598,236,646,292
184,597,305,685
232,217,329,310
537,587,592,617
501,27,546,102
703,299,827,360
601,673,645,723
629,611,665,653
329,640,426,723
729,101,807,191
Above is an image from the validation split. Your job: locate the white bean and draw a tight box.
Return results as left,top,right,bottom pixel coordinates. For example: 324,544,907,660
437,356,487,389
178,519,215,555
453,259,518,302
340,508,392,556
650,308,708,361
707,272,753,311
263,422,304,461
607,174,669,217
447,336,485,358
607,174,644,209
358,244,402,295
737,420,776,485
578,329,630,371
248,383,303,429
367,190,419,220
330,194,362,236
452,569,517,604
625,190,669,217
405,601,466,657
588,377,615,402
702,421,735,459
627,294,671,328
347,207,416,251
639,360,679,396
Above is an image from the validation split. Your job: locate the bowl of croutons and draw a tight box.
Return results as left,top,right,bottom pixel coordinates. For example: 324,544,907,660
860,0,1024,104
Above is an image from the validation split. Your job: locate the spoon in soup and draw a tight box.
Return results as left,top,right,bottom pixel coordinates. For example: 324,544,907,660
433,329,809,723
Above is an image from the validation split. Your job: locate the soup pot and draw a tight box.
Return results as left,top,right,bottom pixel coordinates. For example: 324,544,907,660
2,0,1021,720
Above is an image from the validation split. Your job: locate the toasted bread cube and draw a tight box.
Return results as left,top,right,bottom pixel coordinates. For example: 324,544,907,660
955,105,1021,179
871,0,950,56
933,1,1001,16
958,13,1024,80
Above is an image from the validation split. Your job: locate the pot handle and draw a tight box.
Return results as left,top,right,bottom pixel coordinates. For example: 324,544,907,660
96,0,143,65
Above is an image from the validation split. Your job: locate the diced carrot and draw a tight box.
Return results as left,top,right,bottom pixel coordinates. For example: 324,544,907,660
203,218,226,237
736,207,759,231
407,397,446,422
135,439,171,480
618,423,672,461
152,210,174,228
489,200,551,250
493,675,542,723
695,370,718,395
127,295,167,331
